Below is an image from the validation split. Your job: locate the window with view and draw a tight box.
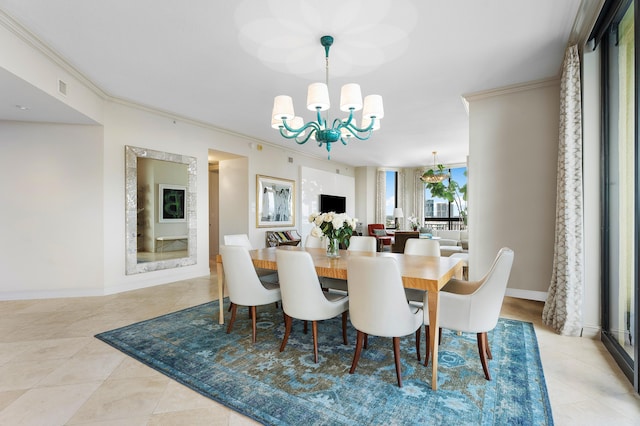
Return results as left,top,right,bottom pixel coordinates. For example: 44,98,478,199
424,166,467,230
385,170,397,228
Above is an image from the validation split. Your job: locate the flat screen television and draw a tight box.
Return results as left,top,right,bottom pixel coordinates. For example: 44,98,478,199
320,194,346,213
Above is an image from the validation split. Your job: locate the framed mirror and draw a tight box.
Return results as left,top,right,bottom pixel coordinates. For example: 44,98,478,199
125,145,197,275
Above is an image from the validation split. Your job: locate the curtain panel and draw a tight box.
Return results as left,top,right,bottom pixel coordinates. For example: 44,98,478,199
542,44,584,336
375,169,386,224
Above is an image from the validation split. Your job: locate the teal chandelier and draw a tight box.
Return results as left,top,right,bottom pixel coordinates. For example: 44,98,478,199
271,35,384,159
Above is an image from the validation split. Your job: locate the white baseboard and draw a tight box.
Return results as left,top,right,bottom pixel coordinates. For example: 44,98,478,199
505,288,548,302
0,267,211,301
0,287,106,300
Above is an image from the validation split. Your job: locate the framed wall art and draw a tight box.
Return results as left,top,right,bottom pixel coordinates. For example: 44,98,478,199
158,184,187,223
256,175,295,228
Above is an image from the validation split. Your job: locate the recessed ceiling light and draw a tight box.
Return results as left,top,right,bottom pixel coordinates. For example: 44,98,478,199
15,105,30,111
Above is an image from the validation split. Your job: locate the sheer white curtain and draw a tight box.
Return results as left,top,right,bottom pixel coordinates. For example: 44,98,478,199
375,169,386,224
542,44,584,336
414,169,425,225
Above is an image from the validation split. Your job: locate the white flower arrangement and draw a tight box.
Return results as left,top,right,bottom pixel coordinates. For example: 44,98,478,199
308,212,358,246
407,215,420,230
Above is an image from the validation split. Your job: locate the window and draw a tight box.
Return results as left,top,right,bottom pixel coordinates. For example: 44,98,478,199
385,170,397,228
423,166,467,230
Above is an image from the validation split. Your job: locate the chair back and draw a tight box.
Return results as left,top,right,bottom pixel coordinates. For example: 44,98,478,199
367,223,385,236
305,234,327,248
347,236,376,252
441,247,514,332
404,238,440,256
347,256,422,337
219,245,280,306
223,234,252,249
276,249,342,320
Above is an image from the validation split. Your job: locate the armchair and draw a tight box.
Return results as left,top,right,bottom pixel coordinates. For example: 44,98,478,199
368,224,392,252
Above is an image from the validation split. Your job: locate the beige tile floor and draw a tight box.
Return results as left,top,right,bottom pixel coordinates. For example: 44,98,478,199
1,269,639,425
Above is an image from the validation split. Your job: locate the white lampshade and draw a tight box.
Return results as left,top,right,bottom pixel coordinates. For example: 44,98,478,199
361,115,380,131
339,83,363,112
362,94,384,119
394,208,404,218
271,116,283,129
307,82,330,111
272,95,295,120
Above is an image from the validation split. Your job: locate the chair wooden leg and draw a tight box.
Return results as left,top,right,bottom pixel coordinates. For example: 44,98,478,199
227,303,237,334
393,336,403,388
364,333,369,349
477,332,491,380
350,330,365,374
415,326,421,362
304,320,308,334
280,314,292,352
250,306,257,343
342,312,348,345
312,321,319,363
424,325,430,367
485,333,493,359
228,302,233,312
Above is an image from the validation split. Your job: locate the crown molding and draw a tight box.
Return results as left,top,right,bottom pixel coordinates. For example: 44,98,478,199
0,9,108,99
462,77,560,103
0,10,343,166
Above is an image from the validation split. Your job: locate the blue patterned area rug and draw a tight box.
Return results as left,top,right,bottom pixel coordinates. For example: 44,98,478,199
95,300,553,425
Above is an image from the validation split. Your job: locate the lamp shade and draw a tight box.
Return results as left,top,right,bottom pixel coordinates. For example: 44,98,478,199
272,95,295,120
339,83,363,112
394,208,404,218
307,82,330,111
362,94,384,119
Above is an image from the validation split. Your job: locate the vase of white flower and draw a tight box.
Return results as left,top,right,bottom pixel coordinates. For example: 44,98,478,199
308,211,357,258
327,238,340,258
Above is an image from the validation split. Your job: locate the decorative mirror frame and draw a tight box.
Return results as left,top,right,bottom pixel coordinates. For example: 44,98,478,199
125,145,197,275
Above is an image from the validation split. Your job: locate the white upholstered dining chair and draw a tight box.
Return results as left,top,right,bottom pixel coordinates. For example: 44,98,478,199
276,249,349,363
403,239,441,304
347,235,377,252
219,245,282,343
321,235,377,294
423,247,514,380
347,256,423,387
223,233,278,285
304,234,327,248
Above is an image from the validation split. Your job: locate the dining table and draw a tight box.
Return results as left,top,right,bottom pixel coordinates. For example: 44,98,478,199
215,245,463,390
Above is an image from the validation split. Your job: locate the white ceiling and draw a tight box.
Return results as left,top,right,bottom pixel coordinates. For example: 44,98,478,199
0,0,597,167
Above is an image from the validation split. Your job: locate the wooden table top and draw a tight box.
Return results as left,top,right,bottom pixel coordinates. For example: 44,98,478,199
248,246,462,292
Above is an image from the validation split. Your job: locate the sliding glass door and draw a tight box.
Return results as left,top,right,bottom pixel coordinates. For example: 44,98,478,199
599,0,639,391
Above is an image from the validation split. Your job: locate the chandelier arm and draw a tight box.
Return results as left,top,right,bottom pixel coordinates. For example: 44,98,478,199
341,125,373,141
345,116,377,133
316,108,326,129
278,121,320,140
293,130,317,145
339,137,349,146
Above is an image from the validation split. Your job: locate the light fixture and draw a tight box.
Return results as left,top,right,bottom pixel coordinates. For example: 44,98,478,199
271,35,384,159
393,207,404,229
420,151,450,183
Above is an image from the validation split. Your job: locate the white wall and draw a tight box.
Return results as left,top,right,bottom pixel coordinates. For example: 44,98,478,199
299,166,356,239
0,121,105,298
466,81,560,299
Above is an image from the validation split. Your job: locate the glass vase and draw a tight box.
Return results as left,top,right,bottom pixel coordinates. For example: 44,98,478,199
326,238,340,258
